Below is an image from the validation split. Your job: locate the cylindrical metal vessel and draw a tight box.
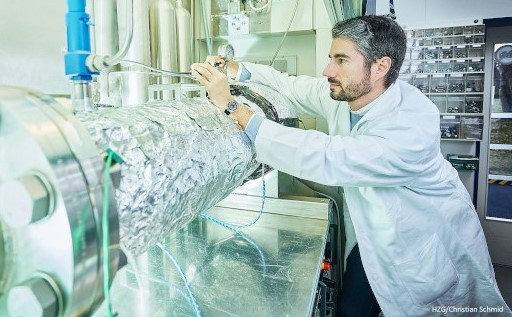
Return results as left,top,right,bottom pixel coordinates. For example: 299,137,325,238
175,0,193,73
93,0,119,106
116,0,151,106
149,0,178,100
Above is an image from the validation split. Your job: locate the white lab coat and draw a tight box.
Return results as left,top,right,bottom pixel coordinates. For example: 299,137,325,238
243,62,511,316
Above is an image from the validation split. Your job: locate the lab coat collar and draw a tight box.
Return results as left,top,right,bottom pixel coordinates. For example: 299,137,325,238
349,81,401,134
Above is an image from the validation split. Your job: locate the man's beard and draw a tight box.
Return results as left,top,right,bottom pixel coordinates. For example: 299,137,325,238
329,71,372,102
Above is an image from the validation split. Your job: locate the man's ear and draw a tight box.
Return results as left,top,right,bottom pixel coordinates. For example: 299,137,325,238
372,56,392,82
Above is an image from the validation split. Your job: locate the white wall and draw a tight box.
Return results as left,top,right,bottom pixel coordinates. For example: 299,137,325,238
377,0,512,29
0,1,69,94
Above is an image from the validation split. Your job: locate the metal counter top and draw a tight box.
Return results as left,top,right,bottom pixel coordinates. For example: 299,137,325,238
94,194,331,317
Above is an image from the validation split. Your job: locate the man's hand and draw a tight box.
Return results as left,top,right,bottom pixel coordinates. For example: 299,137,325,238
191,61,254,130
204,56,240,80
191,62,234,111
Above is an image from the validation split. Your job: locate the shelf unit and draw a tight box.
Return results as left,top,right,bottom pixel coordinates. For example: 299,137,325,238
400,25,486,142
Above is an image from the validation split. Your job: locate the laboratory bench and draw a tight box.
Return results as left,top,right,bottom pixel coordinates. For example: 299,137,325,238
94,194,332,317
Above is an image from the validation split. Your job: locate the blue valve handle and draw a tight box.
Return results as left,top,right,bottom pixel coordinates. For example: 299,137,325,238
65,0,97,81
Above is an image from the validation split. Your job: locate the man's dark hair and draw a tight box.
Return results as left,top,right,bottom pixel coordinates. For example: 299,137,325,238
332,15,406,87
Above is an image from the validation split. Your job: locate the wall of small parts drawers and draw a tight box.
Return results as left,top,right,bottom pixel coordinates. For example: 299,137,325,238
399,25,485,141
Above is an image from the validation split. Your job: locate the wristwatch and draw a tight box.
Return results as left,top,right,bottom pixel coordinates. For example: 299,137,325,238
224,99,238,116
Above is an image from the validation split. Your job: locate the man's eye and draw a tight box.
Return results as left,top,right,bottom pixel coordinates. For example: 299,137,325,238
337,59,345,64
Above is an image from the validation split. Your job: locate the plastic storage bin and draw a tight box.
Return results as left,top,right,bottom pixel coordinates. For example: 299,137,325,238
441,27,452,36
441,116,460,139
413,76,429,93
453,27,463,35
433,37,443,46
453,60,467,73
414,29,425,37
466,75,484,92
424,48,438,59
454,47,468,58
430,96,446,113
468,60,484,72
424,62,437,73
447,95,465,113
474,25,484,34
442,37,454,46
410,61,424,74
422,38,433,47
448,75,465,93
438,61,453,73
474,35,484,44
453,36,465,45
400,62,410,74
461,117,483,140
465,96,483,113
464,25,475,34
430,76,447,93
439,48,453,59
410,48,424,60
468,46,484,58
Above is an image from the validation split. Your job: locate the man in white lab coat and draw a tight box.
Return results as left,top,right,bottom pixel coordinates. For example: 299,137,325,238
191,15,511,317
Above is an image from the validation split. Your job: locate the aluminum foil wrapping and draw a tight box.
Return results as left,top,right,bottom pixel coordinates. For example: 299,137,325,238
78,98,256,255
77,83,297,255
234,82,297,119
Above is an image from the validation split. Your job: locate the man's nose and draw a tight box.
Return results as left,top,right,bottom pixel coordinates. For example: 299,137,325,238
323,61,336,78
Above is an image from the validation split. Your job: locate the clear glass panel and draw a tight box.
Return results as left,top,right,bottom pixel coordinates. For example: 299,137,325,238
487,43,512,221
490,118,512,144
489,149,512,176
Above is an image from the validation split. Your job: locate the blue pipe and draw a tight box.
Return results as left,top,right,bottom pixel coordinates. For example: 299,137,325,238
65,0,96,81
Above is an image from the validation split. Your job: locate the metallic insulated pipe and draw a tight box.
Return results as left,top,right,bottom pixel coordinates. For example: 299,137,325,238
78,82,297,255
0,86,120,316
78,100,257,255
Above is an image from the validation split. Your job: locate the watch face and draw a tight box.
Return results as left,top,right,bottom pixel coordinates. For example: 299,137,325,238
227,100,238,113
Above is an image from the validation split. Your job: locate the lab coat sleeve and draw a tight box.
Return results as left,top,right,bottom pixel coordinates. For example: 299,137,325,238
242,62,331,118
254,119,427,187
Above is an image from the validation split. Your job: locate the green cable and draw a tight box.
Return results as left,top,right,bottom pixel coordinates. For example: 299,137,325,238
103,151,114,317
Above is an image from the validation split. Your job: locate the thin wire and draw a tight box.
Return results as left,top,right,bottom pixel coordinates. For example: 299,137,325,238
200,164,266,230
119,60,195,79
104,0,134,66
270,0,300,66
102,152,114,317
157,243,202,317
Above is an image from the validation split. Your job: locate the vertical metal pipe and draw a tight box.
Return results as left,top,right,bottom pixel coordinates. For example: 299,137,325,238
93,0,119,105
149,0,177,100
176,0,193,73
117,0,150,106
